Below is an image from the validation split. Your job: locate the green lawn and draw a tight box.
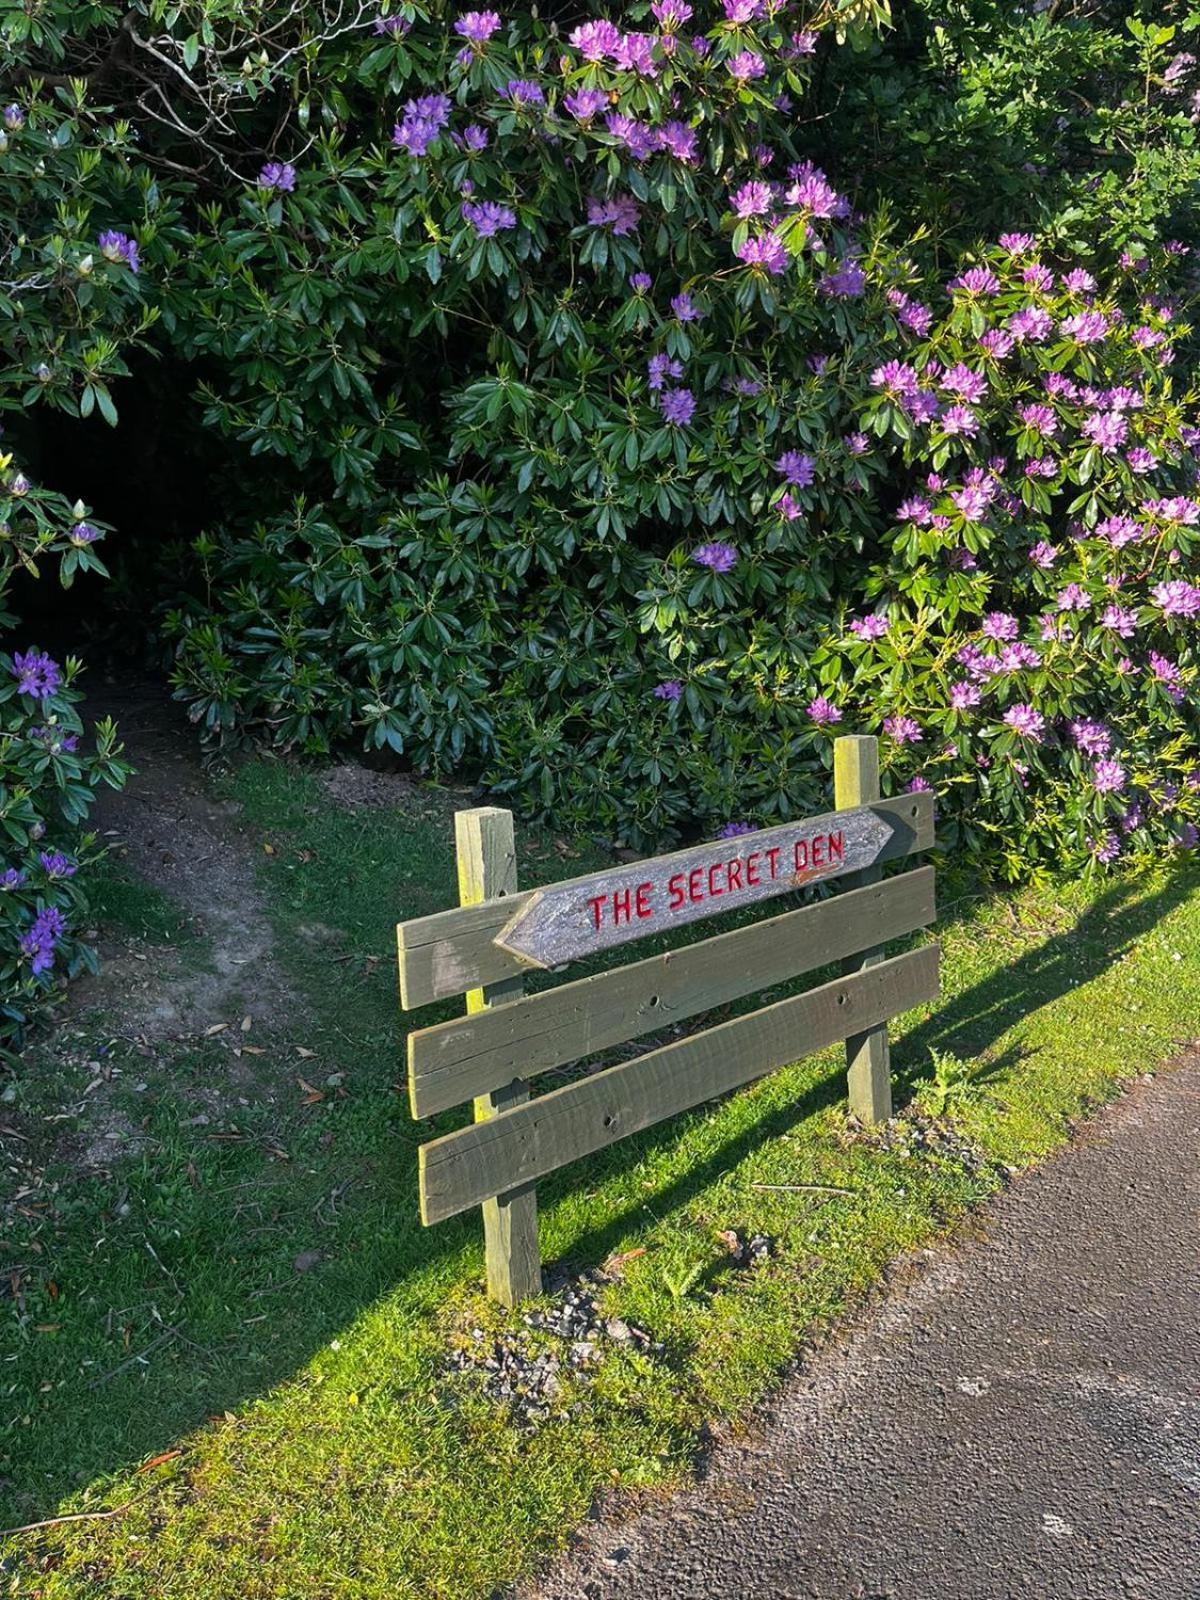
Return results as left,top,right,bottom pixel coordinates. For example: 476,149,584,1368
4,760,1200,1596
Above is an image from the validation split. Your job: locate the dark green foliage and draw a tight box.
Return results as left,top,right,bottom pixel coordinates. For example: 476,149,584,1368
3,1,1200,887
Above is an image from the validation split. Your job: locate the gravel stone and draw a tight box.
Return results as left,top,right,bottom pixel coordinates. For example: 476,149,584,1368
448,1282,662,1428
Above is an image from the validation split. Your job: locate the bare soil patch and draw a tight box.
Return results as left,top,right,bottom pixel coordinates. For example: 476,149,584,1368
77,675,294,1040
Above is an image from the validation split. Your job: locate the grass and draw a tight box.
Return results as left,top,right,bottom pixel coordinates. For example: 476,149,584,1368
3,758,1200,1597
83,855,195,946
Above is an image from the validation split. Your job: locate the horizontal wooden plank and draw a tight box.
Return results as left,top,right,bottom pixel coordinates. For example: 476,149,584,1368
408,867,936,1118
496,806,900,969
397,793,934,1009
419,944,940,1224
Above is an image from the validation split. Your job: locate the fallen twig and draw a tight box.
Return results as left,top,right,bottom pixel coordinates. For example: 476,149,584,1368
1,1479,165,1539
88,1325,180,1388
2,1503,129,1538
750,1183,856,1196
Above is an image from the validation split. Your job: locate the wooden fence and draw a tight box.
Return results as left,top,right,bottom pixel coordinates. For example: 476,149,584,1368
396,734,938,1305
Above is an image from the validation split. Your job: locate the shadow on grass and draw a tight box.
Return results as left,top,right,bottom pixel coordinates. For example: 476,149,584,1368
893,863,1199,1097
8,827,1194,1525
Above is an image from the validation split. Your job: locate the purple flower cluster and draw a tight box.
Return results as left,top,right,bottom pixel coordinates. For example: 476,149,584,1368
393,93,451,157
454,10,501,45
775,450,815,488
941,363,987,403
883,715,922,745
1018,403,1057,437
787,163,846,219
660,387,696,427
564,88,609,122
505,78,544,104
20,905,65,978
692,541,737,573
1101,604,1137,637
981,611,1018,642
949,266,1000,295
807,696,842,726
731,180,773,219
613,31,659,75
647,353,683,390
820,260,866,299
587,194,640,235
850,615,889,641
39,851,76,878
97,231,139,273
31,726,79,754
1003,704,1045,741
888,290,933,336
461,200,517,236
1097,514,1141,548
671,292,702,322
1093,759,1126,794
12,649,61,701
1150,652,1183,702
1081,411,1127,452
1153,580,1200,618
257,162,296,192
651,0,693,30
569,19,622,59
1060,310,1110,344
727,50,765,81
1007,306,1053,343
872,360,921,402
735,234,788,275
1071,720,1111,756
658,121,699,164
606,113,658,161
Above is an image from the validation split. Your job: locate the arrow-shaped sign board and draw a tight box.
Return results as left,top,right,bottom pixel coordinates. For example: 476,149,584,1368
494,801,918,970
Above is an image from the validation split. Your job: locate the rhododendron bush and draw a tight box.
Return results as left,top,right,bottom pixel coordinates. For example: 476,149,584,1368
0,97,136,1047
0,651,129,1051
4,0,1200,901
175,227,1200,876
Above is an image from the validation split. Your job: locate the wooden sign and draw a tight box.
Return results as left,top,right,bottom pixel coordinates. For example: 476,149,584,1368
494,801,914,970
395,735,939,1306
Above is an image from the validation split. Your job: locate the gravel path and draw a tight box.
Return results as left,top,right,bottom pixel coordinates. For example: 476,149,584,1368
526,1061,1200,1600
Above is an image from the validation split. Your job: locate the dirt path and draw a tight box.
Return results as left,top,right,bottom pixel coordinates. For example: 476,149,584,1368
525,1061,1200,1600
79,674,293,1038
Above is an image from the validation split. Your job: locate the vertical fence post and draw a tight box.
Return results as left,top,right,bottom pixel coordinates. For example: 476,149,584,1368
455,807,542,1306
833,735,893,1124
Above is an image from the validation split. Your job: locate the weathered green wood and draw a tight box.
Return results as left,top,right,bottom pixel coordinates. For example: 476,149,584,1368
455,808,541,1307
419,944,940,1225
834,736,893,1124
408,866,936,1118
396,793,935,1009
496,807,898,969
